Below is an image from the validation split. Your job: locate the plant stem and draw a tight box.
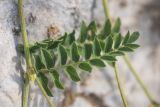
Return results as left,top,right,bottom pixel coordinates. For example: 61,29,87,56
123,55,160,106
22,74,30,107
101,0,160,106
114,63,129,107
102,1,128,106
18,0,32,68
102,0,111,20
36,78,55,107
18,0,31,107
18,0,55,107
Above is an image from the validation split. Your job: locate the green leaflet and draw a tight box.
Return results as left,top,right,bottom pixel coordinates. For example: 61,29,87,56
84,43,92,60
33,54,43,71
93,38,101,56
101,55,117,62
126,44,140,49
112,18,121,33
37,73,53,97
30,44,39,53
48,40,62,49
65,66,80,82
109,51,124,56
128,32,140,43
58,33,68,44
88,21,97,32
58,45,67,65
122,31,130,45
104,36,113,52
79,62,92,72
71,42,80,62
118,46,133,52
79,21,87,43
36,42,48,48
49,69,64,89
87,21,97,40
99,40,105,50
89,58,105,67
100,19,111,39
65,30,75,45
114,33,122,49
40,48,53,69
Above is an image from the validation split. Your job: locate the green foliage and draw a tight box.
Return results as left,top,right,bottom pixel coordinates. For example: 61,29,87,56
84,43,92,59
79,62,92,72
71,42,80,62
37,73,53,96
100,19,111,39
89,58,105,67
58,45,67,65
112,18,121,33
66,66,80,82
18,19,140,96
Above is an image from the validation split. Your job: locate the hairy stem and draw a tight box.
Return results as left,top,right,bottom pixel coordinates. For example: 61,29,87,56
18,0,55,107
123,55,160,106
36,78,55,107
114,63,128,107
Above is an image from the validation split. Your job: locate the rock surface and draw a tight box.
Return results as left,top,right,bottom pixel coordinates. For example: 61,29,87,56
0,0,160,107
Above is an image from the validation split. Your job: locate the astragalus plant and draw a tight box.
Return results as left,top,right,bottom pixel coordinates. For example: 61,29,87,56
17,0,147,107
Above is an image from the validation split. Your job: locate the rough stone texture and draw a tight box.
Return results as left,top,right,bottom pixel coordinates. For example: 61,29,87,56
0,0,160,107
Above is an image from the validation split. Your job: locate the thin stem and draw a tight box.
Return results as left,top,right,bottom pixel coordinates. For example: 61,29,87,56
102,0,111,20
36,78,55,107
22,74,30,107
102,1,128,107
18,0,32,68
114,63,128,107
123,55,160,106
101,0,160,106
18,0,31,107
18,0,55,107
